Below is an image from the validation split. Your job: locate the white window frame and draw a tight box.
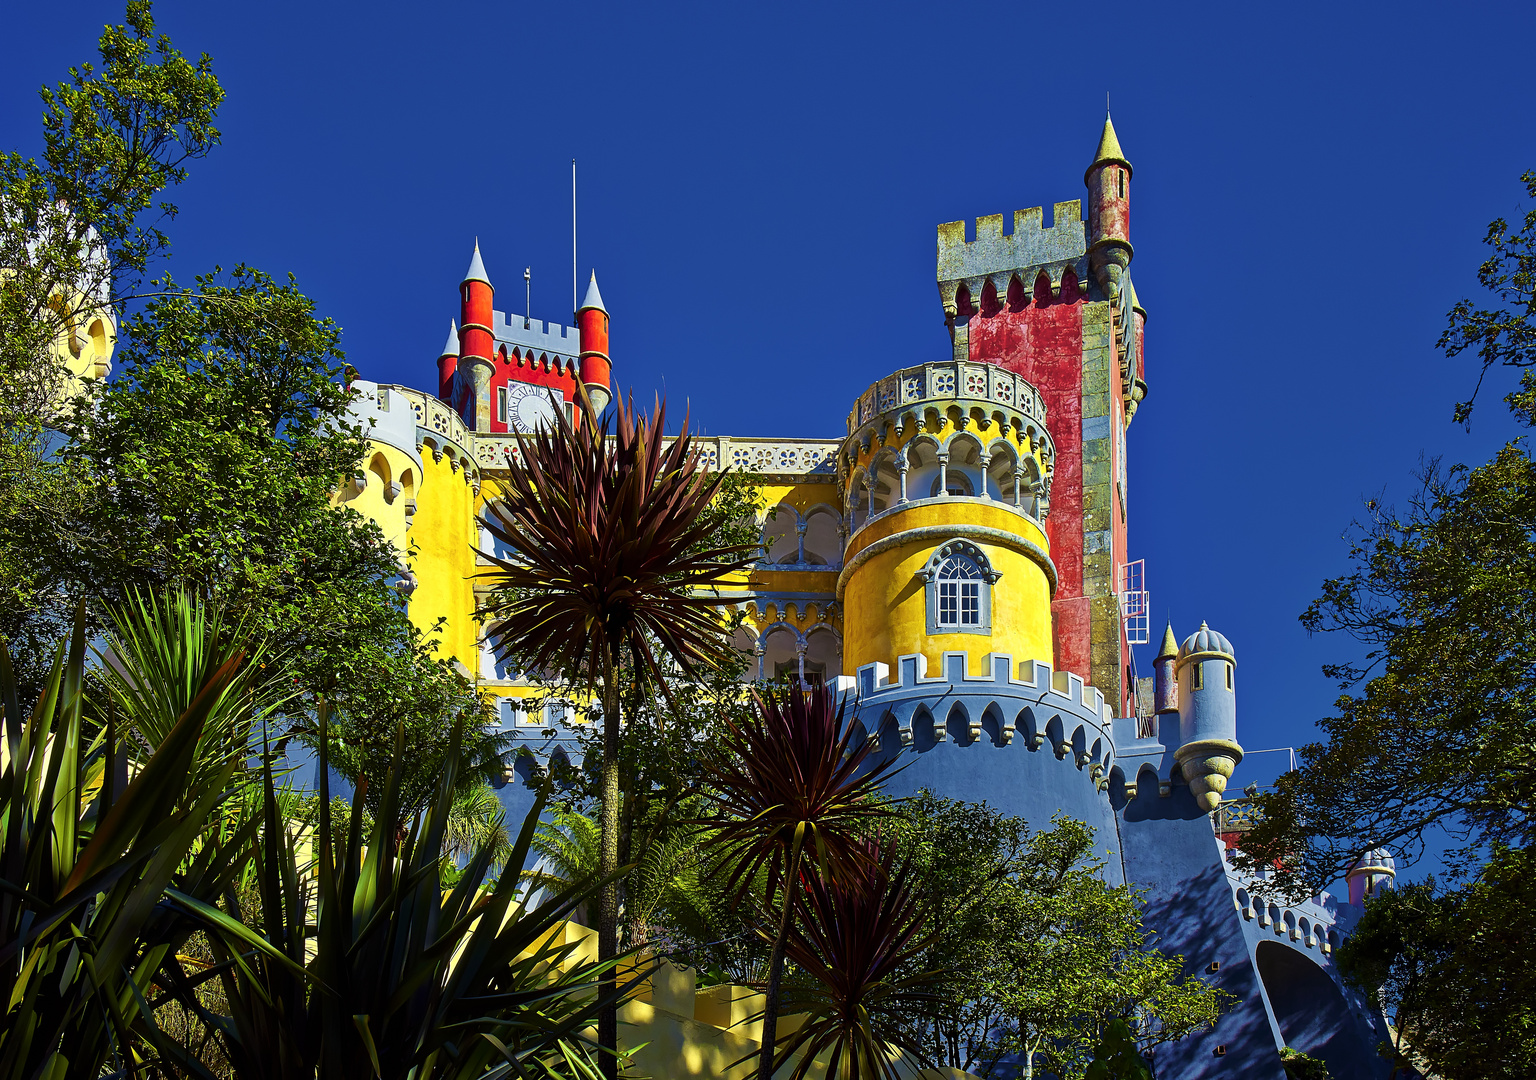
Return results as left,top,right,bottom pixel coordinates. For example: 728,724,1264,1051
918,540,1000,636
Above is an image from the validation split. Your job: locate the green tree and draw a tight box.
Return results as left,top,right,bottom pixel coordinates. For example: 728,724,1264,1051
1441,171,1536,426
1,1,222,671
0,0,222,428
0,9,486,822
1335,849,1536,1079
1240,174,1536,890
893,794,1229,1080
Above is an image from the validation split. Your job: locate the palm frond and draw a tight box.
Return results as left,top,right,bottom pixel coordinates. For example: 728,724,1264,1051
475,393,757,690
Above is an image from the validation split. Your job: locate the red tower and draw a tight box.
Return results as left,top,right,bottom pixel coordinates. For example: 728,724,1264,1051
577,272,611,415
937,115,1144,715
457,242,496,431
437,241,595,434
437,320,458,403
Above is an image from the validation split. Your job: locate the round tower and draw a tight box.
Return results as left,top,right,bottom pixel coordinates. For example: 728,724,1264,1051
576,272,612,417
457,241,495,431
1084,114,1133,300
838,360,1057,677
1346,848,1397,906
437,319,459,403
1173,621,1242,811
1153,622,1179,718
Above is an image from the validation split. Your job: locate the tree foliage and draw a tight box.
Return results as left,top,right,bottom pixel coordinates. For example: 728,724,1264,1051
1241,173,1536,891
0,0,222,426
892,793,1230,1080
1441,171,1536,426
1335,847,1536,1080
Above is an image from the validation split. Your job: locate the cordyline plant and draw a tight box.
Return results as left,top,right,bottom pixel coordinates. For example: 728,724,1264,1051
701,685,904,1080
774,841,942,1080
163,709,637,1080
475,390,755,1077
0,603,270,1079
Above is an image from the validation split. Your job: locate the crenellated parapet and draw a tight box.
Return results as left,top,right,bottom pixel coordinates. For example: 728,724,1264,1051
936,203,1090,318
849,652,1118,793
491,311,580,366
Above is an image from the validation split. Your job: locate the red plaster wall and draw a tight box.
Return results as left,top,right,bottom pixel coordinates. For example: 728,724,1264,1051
966,287,1089,678
485,343,579,433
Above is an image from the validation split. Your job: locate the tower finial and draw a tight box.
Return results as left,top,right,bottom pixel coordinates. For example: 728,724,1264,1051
1088,114,1132,179
463,239,491,287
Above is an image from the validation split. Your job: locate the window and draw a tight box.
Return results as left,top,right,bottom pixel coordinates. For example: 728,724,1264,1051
497,386,507,423
921,540,998,635
1225,662,1233,690
1117,169,1125,198
1192,663,1204,691
936,554,982,627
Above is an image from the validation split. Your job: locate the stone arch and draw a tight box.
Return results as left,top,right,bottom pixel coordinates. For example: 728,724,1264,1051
1016,705,1043,750
979,701,1011,747
760,622,805,684
910,703,940,751
368,450,392,489
1255,940,1367,1075
983,437,1021,503
761,503,801,564
1045,714,1068,759
803,623,841,685
868,447,903,515
941,699,974,745
801,503,843,566
938,431,986,499
845,466,871,530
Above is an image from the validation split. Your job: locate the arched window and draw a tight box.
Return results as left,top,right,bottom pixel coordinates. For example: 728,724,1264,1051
919,540,999,635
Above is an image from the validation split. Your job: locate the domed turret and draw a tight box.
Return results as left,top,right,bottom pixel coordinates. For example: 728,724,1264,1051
1346,848,1397,906
1173,620,1242,811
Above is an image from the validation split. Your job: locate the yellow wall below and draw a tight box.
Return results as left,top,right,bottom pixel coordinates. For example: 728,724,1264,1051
405,449,481,673
841,500,1053,677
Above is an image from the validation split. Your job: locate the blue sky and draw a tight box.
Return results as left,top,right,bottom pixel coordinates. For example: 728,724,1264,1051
9,1,1536,879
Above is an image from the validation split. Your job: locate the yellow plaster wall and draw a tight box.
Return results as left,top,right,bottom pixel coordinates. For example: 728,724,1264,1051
841,500,1053,677
335,441,421,558
405,450,481,674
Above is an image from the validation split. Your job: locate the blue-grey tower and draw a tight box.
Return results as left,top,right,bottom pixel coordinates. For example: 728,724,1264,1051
1346,848,1397,906
1174,621,1243,811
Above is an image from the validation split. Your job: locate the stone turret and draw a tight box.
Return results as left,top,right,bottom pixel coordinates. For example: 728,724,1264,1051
1346,848,1397,906
1085,114,1133,300
1174,621,1242,811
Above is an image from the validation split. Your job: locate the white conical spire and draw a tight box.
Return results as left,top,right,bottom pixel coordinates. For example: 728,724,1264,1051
579,271,607,313
439,319,458,357
462,239,491,286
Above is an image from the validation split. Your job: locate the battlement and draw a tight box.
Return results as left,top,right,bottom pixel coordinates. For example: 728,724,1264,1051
849,651,1122,790
491,310,579,361
936,201,1087,285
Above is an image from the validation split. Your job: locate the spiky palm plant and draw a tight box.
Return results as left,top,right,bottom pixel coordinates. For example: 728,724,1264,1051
168,709,638,1080
773,844,942,1080
0,604,272,1079
476,392,755,1075
96,587,289,791
701,685,904,1080
442,779,514,869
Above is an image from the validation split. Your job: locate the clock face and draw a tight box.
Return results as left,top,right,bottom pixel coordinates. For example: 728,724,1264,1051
506,383,560,433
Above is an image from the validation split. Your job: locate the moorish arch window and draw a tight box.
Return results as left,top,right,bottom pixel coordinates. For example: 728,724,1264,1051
918,540,1000,635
